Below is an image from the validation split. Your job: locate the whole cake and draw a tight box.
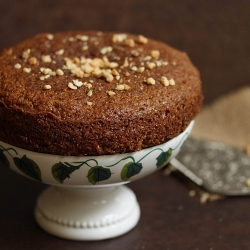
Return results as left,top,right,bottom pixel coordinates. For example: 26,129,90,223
0,31,203,156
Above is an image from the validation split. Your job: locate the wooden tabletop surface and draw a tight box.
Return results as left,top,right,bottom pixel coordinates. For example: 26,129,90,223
1,1,250,249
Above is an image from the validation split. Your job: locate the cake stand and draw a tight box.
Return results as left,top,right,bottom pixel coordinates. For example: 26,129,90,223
0,121,194,241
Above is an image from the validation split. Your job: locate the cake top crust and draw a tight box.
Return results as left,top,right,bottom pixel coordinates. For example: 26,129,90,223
0,31,201,123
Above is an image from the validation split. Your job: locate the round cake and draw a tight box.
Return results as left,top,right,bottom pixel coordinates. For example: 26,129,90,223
0,31,203,156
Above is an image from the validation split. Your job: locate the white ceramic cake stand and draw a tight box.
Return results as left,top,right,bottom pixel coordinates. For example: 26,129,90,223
0,121,194,241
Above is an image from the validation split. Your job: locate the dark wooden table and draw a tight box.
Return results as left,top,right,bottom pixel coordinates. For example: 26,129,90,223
1,1,250,249
1,164,250,250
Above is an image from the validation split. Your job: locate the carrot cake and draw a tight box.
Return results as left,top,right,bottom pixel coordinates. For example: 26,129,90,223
0,31,203,155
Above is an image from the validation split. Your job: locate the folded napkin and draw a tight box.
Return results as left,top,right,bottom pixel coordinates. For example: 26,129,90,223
191,86,250,149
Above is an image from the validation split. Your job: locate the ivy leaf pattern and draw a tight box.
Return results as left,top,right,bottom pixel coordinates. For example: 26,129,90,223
52,162,81,184
0,131,187,184
156,148,173,168
120,162,143,181
13,155,42,181
87,166,112,185
0,148,9,167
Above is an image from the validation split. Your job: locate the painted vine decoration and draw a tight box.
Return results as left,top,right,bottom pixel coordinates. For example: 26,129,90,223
0,145,42,181
51,132,189,184
52,146,174,185
51,159,112,185
0,132,189,185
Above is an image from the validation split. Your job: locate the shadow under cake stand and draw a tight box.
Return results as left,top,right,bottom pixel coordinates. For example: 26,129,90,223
0,121,194,241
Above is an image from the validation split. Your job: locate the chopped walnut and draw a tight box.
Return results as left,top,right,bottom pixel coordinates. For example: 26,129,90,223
102,56,110,67
56,49,65,55
146,77,156,85
200,193,210,204
83,65,94,74
116,84,125,91
146,62,156,69
84,82,92,89
72,68,84,78
43,84,52,89
102,71,114,82
92,68,103,78
68,37,75,42
161,76,169,86
100,46,113,54
124,38,135,47
87,90,93,96
40,75,50,80
23,67,31,73
111,69,119,76
107,90,116,96
42,55,52,63
137,67,145,73
22,49,31,59
82,45,89,51
151,50,160,58
131,50,139,57
109,62,119,68
144,55,152,61
41,68,52,75
155,60,163,67
169,78,176,85
131,66,138,71
122,57,129,67
91,58,104,68
14,63,21,69
28,57,37,65
73,79,84,87
124,84,131,90
112,33,127,43
68,82,77,90
138,35,148,44
76,35,89,41
46,34,54,40
56,69,64,76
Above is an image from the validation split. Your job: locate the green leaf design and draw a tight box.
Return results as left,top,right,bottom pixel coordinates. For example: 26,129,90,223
13,155,42,181
121,162,143,181
87,166,112,185
52,162,81,184
156,148,172,168
0,149,9,167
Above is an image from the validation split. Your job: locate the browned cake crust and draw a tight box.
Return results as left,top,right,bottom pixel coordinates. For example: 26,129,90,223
0,31,203,155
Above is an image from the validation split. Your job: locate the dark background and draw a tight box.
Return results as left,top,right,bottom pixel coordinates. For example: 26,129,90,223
1,1,250,249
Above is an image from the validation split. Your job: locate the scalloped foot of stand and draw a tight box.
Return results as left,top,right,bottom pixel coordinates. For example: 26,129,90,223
34,185,140,241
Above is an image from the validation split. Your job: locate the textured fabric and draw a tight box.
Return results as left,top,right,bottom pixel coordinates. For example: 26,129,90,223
191,86,250,148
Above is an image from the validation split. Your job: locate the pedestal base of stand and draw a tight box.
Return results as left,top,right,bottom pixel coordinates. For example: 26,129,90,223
34,185,140,241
